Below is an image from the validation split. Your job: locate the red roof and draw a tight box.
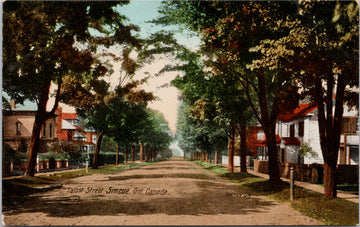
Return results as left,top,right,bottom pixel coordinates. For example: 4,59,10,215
282,137,301,145
62,113,78,120
278,103,317,122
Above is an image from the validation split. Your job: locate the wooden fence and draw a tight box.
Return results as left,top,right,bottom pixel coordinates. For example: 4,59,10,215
3,159,71,176
254,160,358,185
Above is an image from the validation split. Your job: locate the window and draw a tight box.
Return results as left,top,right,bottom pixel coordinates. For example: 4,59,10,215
290,124,295,137
92,134,97,143
298,121,304,137
49,123,53,138
43,123,46,137
16,122,21,135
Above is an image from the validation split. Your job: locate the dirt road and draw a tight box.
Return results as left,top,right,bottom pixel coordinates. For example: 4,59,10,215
3,160,323,225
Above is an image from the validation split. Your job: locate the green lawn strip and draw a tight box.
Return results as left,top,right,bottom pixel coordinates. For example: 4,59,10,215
194,161,359,226
3,162,152,197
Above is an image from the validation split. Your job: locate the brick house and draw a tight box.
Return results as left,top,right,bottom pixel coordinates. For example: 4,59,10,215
247,126,281,161
54,107,95,153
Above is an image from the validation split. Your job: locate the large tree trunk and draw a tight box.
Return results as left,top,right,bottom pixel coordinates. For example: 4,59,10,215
265,131,281,185
116,144,120,165
323,161,338,198
238,118,247,173
25,78,61,176
257,70,281,185
315,74,345,199
140,142,144,162
92,131,104,169
25,113,46,176
228,120,235,173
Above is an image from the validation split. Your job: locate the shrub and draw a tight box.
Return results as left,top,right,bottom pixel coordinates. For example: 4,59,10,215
3,143,17,162
2,143,28,162
38,151,67,161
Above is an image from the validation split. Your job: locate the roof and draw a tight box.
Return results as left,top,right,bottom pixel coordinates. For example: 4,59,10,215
282,137,301,145
62,113,78,120
278,103,317,122
61,120,77,130
74,125,84,131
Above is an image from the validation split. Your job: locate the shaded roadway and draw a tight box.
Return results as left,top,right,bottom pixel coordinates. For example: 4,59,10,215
3,160,323,225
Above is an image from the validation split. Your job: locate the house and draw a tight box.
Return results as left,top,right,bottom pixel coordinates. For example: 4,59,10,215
247,126,281,161
276,103,323,164
3,101,95,154
3,110,57,153
249,103,359,165
55,107,95,153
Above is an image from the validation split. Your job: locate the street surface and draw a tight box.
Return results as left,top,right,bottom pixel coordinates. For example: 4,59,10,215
3,160,323,225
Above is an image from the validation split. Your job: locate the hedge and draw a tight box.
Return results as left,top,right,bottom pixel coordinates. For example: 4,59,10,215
89,152,124,167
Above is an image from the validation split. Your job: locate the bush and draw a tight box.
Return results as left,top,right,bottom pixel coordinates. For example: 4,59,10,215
89,152,124,167
2,143,28,162
3,143,17,162
68,152,85,161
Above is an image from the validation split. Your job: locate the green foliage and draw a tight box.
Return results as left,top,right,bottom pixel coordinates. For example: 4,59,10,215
106,97,149,146
100,136,117,153
38,151,68,161
158,149,173,160
176,102,227,156
299,142,318,158
49,141,79,154
2,143,28,162
3,1,138,104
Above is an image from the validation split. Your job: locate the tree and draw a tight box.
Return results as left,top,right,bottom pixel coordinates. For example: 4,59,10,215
249,1,358,198
170,47,253,172
106,96,149,164
155,1,301,183
3,1,140,176
144,109,173,161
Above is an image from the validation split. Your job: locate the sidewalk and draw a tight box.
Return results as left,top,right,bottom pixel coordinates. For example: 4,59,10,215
245,168,359,204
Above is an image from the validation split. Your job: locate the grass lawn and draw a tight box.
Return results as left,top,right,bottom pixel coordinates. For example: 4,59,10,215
195,161,359,226
3,162,151,197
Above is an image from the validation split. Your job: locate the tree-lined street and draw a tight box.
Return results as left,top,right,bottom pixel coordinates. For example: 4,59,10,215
2,0,359,225
3,159,322,226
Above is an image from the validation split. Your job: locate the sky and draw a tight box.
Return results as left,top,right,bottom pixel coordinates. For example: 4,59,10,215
116,0,200,135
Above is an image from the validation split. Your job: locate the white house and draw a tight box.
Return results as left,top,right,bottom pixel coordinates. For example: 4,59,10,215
276,103,359,165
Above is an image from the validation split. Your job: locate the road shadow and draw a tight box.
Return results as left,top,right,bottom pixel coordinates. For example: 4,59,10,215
105,173,214,181
137,166,195,171
3,162,278,218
